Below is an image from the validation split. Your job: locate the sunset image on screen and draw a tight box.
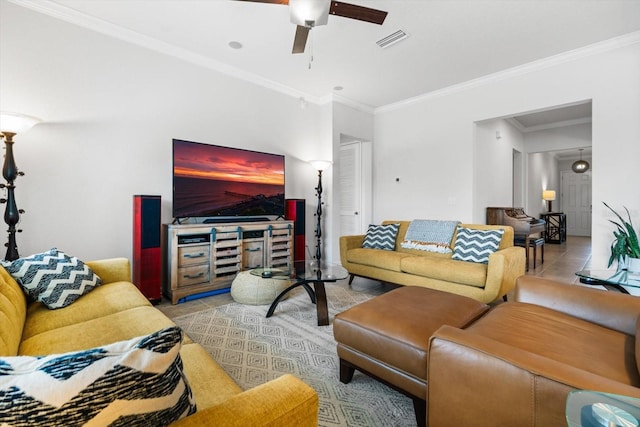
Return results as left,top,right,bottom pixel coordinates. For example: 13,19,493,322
174,141,284,186
172,140,285,218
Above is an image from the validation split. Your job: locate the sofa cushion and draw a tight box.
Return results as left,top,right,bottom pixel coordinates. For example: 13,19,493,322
0,268,26,356
362,223,400,251
467,302,640,386
452,227,504,264
1,248,102,309
401,256,488,288
22,281,152,341
346,248,411,272
18,306,177,356
0,326,197,426
179,343,242,410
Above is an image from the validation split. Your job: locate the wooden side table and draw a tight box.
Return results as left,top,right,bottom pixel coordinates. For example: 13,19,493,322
541,212,566,244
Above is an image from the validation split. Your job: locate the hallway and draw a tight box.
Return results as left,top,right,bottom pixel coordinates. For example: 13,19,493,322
524,235,591,284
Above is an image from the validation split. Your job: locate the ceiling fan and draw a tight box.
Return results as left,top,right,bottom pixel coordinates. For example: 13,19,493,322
237,0,388,54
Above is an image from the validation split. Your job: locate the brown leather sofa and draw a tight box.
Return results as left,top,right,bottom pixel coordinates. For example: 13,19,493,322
428,276,640,426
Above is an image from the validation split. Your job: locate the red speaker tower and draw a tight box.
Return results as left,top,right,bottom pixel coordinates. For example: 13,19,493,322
133,195,162,304
285,199,306,262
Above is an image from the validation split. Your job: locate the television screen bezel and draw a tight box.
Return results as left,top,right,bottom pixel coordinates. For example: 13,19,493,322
172,139,285,220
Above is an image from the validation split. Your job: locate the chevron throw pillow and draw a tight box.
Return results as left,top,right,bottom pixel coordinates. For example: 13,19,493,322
362,223,400,251
1,248,102,309
452,227,504,264
0,326,197,426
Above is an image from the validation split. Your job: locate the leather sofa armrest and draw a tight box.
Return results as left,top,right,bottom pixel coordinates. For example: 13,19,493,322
339,235,365,266
168,374,318,427
483,246,526,301
427,325,640,426
515,276,640,335
85,258,132,284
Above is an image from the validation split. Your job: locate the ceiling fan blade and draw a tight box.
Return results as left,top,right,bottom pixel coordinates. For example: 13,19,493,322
234,0,289,4
292,25,310,54
329,1,387,25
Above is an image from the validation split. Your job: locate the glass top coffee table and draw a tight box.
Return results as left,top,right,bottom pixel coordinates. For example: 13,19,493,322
566,390,640,427
576,269,640,293
251,261,348,326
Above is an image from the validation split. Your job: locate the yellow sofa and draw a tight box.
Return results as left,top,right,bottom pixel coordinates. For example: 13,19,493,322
0,258,318,426
340,221,526,303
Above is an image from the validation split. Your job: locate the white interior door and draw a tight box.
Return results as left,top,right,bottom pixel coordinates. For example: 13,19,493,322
562,170,592,236
339,141,372,236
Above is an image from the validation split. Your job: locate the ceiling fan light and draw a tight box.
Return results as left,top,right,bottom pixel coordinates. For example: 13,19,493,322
290,0,330,27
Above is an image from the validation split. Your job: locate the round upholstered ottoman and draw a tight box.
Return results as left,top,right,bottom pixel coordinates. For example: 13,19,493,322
230,270,292,305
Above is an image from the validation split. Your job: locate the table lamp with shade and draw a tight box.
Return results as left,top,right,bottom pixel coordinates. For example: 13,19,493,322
543,190,556,213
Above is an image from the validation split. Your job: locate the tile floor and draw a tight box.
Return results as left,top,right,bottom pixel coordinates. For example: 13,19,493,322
157,236,592,319
523,235,592,283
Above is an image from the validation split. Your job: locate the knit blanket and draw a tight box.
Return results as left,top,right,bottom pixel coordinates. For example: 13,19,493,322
400,219,460,253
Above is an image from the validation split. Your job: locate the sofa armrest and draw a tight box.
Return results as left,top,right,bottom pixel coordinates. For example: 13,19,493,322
85,258,132,284
427,325,640,426
339,235,365,266
483,246,526,301
169,374,318,427
515,276,640,335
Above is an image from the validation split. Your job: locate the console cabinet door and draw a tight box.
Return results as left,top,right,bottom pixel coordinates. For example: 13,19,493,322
243,241,264,269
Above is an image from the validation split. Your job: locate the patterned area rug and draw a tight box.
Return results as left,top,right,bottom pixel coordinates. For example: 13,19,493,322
173,285,416,427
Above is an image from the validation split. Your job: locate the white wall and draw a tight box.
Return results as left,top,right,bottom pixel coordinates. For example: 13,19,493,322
374,39,640,269
329,102,374,262
527,152,559,214
0,2,332,261
474,119,525,222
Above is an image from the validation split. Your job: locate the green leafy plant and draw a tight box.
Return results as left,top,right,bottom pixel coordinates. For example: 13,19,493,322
604,202,640,267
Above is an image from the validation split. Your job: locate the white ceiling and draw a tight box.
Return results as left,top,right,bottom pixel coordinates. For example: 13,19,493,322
11,0,640,111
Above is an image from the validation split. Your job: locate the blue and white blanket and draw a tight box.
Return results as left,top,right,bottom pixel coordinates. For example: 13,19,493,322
400,219,460,253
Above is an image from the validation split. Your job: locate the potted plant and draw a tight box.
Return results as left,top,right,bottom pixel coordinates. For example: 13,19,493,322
604,202,640,273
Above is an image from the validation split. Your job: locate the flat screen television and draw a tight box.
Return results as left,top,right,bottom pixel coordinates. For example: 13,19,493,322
172,139,285,219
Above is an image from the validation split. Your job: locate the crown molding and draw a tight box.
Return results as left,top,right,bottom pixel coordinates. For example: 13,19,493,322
322,94,375,115
375,30,640,115
8,0,326,105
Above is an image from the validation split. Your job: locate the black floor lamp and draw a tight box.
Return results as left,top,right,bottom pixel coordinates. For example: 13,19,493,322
0,112,41,261
309,160,332,263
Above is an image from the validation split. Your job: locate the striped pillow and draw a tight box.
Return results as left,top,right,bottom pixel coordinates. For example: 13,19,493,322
362,223,400,251
0,327,197,426
1,248,102,309
452,227,504,264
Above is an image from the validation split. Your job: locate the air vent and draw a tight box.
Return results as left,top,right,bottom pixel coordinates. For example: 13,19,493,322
376,29,408,49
